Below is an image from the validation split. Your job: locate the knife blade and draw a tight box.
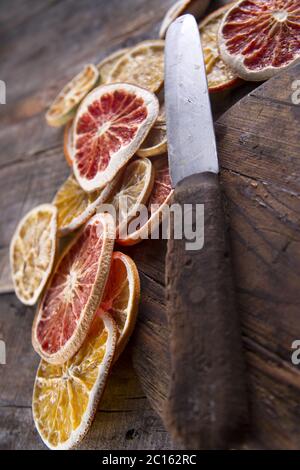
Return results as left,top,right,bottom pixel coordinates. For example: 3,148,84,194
164,14,248,450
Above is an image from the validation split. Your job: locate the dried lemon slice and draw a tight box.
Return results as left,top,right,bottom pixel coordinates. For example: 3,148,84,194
102,158,154,237
97,252,140,361
53,173,119,236
10,204,57,305
97,47,130,83
46,64,99,127
108,40,165,93
137,120,167,157
199,3,239,92
33,312,117,450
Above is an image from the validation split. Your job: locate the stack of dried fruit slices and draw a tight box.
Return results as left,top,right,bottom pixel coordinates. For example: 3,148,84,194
9,0,300,450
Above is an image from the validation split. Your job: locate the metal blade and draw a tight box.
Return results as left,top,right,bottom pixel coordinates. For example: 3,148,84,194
165,14,219,187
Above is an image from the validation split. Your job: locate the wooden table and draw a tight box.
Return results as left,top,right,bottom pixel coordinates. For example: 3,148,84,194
1,0,300,450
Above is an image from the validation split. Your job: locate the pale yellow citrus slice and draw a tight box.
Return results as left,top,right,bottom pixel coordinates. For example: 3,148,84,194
33,312,117,450
63,120,75,166
199,3,240,92
10,204,57,306
108,40,165,93
98,252,140,360
32,212,115,364
118,157,173,246
137,120,167,157
73,83,159,192
53,173,120,236
160,0,210,38
102,158,154,237
46,64,99,127
97,47,130,83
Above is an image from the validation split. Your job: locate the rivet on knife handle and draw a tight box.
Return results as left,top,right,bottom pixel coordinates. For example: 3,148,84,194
165,172,248,449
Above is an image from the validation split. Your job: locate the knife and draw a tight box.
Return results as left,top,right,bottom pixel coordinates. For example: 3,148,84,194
164,15,248,450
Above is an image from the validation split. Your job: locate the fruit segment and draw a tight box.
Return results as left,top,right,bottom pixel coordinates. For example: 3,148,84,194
32,212,115,364
73,83,159,192
33,312,117,450
219,0,300,81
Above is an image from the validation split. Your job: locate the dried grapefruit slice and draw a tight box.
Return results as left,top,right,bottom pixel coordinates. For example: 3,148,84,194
97,47,130,83
53,174,118,236
33,312,117,450
219,0,300,81
64,120,75,166
103,158,154,237
159,0,210,38
118,158,173,246
10,204,57,306
46,65,99,127
199,3,240,92
73,83,159,192
108,40,165,93
32,212,115,364
98,252,140,360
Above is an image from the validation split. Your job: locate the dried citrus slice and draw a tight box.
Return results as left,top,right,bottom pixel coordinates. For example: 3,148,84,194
73,83,159,192
108,40,165,93
137,120,167,157
33,312,117,450
118,158,173,246
10,204,57,306
103,158,154,237
53,174,119,236
98,252,140,360
46,65,99,127
97,47,130,83
199,3,240,92
64,120,75,166
32,212,115,364
159,0,210,38
219,0,300,81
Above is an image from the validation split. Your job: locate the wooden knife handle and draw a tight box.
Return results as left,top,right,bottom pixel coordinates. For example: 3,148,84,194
165,172,248,450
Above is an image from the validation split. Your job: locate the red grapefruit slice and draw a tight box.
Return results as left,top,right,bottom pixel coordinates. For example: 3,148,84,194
32,212,115,364
219,0,300,81
118,157,173,246
73,83,159,192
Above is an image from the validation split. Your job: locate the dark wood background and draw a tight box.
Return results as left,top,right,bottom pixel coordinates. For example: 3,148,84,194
1,0,300,450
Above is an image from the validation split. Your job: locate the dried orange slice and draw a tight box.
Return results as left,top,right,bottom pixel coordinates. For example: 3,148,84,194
137,119,167,157
103,158,154,237
32,212,115,364
53,174,119,236
46,65,99,127
63,120,74,166
159,0,210,38
73,83,159,192
97,47,130,83
199,3,240,92
108,40,165,93
10,204,57,306
98,252,140,360
118,158,173,246
33,312,117,450
219,0,300,81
